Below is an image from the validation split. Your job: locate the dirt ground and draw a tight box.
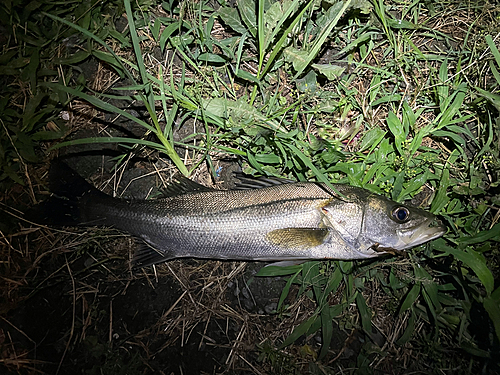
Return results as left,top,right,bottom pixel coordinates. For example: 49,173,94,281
1,3,499,374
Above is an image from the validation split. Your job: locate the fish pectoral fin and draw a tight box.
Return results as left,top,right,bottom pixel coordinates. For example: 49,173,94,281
266,228,329,248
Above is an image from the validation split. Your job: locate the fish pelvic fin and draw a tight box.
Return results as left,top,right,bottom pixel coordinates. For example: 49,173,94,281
266,228,329,249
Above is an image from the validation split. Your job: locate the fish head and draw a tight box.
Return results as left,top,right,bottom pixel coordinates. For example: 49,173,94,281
361,194,446,252
320,187,446,258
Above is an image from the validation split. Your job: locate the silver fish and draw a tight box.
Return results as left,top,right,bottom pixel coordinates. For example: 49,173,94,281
28,162,445,267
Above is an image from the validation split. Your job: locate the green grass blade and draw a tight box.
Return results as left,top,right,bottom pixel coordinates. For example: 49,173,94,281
42,12,138,87
48,136,168,152
434,85,467,130
356,293,373,339
430,164,451,213
396,310,416,345
475,87,500,112
264,0,299,50
292,0,351,80
386,111,404,155
322,267,342,304
489,60,500,86
285,143,340,193
397,171,428,201
485,35,500,67
159,22,184,52
457,223,500,245
43,82,155,132
437,59,449,111
159,65,175,139
124,0,155,114
318,304,333,359
399,284,421,314
483,287,500,341
234,32,247,76
414,264,441,312
257,0,264,74
256,264,303,277
277,270,301,312
279,315,318,348
432,239,494,295
260,0,312,78
174,45,218,92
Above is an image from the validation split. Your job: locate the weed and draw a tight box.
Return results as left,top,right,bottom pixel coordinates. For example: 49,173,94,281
2,0,500,373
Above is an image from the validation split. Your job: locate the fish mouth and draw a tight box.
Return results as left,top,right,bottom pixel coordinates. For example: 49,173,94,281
396,219,446,250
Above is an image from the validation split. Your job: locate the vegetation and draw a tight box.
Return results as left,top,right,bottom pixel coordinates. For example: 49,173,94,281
1,0,499,373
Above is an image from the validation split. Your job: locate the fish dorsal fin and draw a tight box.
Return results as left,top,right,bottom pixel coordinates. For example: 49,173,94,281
233,172,295,190
266,228,329,248
162,175,215,196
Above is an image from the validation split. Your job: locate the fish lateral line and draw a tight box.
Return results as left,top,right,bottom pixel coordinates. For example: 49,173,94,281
26,161,446,268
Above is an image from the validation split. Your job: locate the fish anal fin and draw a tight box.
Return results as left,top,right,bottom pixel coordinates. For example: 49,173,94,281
266,228,328,249
132,239,174,268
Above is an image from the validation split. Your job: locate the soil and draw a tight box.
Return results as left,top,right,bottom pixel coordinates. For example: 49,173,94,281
1,122,367,374
3,4,498,374
0,91,328,374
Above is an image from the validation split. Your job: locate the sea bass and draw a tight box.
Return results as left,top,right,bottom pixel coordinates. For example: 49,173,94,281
28,162,445,267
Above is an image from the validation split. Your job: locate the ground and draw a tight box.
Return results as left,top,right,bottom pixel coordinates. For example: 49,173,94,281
1,0,500,374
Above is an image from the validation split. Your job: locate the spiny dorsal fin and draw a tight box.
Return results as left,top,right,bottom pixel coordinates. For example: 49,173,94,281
233,172,295,190
163,172,297,195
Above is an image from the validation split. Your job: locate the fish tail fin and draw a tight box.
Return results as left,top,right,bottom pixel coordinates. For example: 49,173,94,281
48,161,99,199
25,161,106,226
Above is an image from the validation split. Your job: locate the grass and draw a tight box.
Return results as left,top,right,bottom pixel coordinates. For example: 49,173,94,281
1,0,500,373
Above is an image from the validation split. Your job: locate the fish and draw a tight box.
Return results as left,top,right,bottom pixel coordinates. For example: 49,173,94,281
26,162,446,268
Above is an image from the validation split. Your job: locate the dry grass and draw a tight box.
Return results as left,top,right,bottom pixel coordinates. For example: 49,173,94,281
1,1,498,374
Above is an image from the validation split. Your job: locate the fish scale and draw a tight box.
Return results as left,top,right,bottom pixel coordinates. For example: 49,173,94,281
26,162,446,268
94,189,331,261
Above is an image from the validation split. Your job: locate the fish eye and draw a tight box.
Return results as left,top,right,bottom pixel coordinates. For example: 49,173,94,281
392,206,410,222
